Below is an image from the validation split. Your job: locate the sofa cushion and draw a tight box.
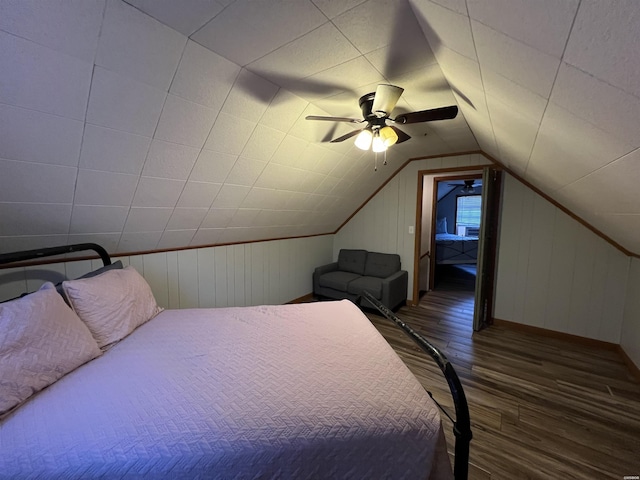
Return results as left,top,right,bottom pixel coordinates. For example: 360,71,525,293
347,276,383,299
338,249,367,275
364,252,401,279
318,271,362,291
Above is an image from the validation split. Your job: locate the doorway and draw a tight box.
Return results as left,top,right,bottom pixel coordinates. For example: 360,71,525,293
430,174,483,295
413,167,501,332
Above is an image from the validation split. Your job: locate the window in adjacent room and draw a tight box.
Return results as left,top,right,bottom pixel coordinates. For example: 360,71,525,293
455,194,482,237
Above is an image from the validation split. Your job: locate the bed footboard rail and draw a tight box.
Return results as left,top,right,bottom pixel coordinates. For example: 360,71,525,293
360,290,472,480
0,243,112,267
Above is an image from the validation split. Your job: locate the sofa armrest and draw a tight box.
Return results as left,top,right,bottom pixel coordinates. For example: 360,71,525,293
380,270,408,310
313,262,339,293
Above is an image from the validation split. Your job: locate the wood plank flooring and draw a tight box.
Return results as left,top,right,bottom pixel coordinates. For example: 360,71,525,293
365,267,640,479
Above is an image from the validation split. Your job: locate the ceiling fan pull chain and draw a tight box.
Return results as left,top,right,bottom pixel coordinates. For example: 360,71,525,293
383,149,388,166
374,151,378,172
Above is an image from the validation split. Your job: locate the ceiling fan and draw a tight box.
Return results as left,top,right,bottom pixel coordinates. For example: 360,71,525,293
449,179,477,193
305,84,458,152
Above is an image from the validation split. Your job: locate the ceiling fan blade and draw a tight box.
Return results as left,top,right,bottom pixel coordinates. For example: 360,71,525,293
390,126,411,144
393,105,458,124
330,129,364,143
371,84,404,116
305,115,363,123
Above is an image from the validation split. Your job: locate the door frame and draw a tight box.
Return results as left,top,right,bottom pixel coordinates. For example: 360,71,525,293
473,167,502,330
413,166,487,305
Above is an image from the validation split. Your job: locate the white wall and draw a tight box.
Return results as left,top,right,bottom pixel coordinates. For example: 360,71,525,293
334,153,489,302
494,173,630,343
0,236,334,307
622,258,640,367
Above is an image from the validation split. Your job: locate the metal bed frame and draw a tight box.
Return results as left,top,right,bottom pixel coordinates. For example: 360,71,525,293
0,243,111,268
360,290,472,480
0,243,112,303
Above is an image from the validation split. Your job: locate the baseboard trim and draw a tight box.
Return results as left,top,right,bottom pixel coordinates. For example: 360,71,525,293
617,345,640,384
492,318,640,383
492,318,618,350
287,293,315,304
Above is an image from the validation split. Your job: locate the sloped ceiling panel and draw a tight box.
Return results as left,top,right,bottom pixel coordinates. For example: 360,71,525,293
0,0,473,254
410,0,640,254
1,0,639,256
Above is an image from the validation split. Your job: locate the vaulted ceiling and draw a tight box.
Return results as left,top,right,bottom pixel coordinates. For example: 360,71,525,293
1,0,639,256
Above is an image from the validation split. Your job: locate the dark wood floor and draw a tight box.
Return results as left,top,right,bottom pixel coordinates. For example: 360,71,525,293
366,266,640,479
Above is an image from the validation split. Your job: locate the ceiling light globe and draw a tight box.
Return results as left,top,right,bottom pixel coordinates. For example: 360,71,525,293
372,135,387,152
354,129,373,150
379,126,398,147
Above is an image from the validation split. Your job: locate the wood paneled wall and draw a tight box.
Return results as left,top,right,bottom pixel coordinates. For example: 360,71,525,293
334,153,633,349
0,236,334,307
622,258,640,367
334,153,489,302
495,173,630,343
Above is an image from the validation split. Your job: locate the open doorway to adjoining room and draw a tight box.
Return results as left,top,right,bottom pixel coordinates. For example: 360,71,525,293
414,167,501,333
431,174,483,294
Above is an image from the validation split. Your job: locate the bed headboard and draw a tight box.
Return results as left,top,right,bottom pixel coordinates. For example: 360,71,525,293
0,244,114,303
0,243,112,268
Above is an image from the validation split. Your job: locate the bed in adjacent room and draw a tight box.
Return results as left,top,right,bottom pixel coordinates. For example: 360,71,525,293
0,244,468,479
435,233,479,265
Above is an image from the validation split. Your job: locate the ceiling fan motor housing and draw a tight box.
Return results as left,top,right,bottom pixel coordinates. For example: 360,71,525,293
359,93,377,120
359,93,388,131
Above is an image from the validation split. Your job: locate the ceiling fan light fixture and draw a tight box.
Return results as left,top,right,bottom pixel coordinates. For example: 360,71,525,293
371,130,387,153
354,128,373,150
379,126,398,147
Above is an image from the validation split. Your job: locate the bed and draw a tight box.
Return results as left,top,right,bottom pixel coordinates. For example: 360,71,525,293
435,233,479,265
0,244,470,479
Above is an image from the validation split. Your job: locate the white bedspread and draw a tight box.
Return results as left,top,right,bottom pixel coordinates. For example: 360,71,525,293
0,300,452,479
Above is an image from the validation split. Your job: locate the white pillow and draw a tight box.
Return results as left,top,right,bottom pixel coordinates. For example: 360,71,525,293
0,283,102,417
62,266,163,348
436,217,447,234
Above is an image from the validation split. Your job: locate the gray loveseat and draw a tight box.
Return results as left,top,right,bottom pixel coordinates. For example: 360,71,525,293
313,249,408,311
